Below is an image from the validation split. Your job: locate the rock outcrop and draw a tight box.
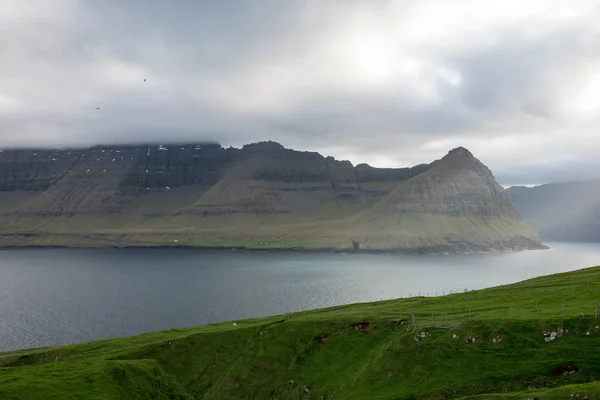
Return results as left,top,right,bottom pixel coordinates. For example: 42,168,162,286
0,142,545,252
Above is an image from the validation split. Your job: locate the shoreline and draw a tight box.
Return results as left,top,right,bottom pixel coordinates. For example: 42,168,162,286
0,242,551,255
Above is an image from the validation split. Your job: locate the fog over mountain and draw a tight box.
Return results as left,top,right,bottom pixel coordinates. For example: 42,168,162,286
509,179,600,241
1,1,600,185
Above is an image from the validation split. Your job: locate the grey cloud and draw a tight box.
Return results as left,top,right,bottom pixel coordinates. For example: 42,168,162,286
451,27,600,117
499,159,600,187
81,1,311,73
1,0,600,186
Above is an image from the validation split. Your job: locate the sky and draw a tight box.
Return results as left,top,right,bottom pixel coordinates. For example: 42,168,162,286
1,0,599,186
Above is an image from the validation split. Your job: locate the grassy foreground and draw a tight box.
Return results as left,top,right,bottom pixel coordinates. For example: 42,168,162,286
3,267,600,399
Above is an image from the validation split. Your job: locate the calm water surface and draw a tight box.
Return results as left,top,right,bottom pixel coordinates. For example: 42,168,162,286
0,242,599,351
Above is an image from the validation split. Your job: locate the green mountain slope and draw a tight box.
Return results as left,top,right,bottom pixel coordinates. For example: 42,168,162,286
2,266,600,399
0,143,544,252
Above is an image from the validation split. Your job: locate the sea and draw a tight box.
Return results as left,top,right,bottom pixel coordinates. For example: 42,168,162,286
0,242,598,351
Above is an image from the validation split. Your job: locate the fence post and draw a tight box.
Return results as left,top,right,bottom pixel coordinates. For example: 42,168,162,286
410,308,416,326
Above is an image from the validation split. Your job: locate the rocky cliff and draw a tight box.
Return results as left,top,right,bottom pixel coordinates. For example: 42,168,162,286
0,142,545,252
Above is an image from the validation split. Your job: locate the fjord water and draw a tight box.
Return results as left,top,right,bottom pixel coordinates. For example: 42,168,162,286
0,243,599,352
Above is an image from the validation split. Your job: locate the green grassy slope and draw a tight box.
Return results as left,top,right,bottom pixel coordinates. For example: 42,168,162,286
3,267,600,399
0,360,192,400
459,382,600,399
0,213,543,252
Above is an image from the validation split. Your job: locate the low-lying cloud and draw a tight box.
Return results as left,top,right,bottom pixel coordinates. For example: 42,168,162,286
1,0,599,185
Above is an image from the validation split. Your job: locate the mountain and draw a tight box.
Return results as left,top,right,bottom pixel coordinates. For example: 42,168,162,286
0,142,545,252
508,180,600,241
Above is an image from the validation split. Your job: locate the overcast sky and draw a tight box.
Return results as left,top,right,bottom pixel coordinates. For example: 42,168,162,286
1,0,599,185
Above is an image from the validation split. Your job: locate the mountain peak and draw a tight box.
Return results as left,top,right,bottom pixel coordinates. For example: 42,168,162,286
446,146,474,158
423,146,500,187
436,146,485,171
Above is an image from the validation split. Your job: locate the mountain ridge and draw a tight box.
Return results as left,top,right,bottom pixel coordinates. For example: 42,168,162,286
0,142,545,252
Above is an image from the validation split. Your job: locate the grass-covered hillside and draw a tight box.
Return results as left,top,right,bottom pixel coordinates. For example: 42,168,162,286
3,266,600,399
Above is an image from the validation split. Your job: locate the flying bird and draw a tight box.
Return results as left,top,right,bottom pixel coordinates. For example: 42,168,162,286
144,79,146,82
96,107,100,110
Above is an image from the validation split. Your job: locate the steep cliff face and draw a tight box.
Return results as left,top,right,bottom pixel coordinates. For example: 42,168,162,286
0,142,544,252
0,142,419,217
0,144,227,193
184,142,427,217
